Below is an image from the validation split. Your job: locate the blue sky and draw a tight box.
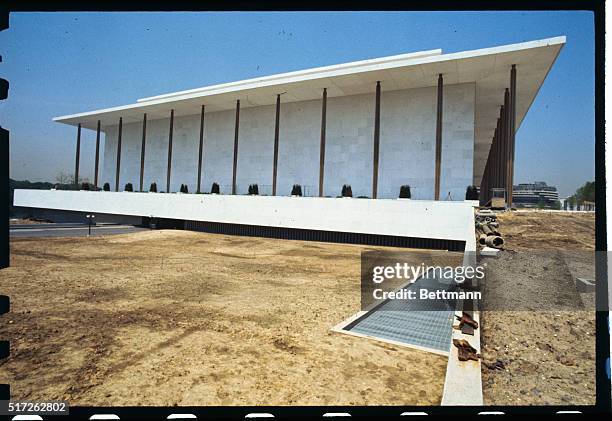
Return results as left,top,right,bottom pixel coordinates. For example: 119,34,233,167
1,11,594,197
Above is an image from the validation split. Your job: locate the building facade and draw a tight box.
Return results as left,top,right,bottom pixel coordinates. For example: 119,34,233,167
101,83,475,200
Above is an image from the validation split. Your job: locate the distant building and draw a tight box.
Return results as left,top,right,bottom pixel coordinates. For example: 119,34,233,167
580,201,596,211
562,198,595,212
512,182,559,208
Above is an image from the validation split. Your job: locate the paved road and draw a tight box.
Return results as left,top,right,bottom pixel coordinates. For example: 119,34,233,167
10,224,148,238
11,223,99,230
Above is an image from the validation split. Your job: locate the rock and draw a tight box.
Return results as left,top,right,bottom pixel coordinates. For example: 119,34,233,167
537,342,554,352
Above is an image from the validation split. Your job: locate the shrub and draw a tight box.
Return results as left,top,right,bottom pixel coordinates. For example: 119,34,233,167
81,182,90,191
465,185,479,200
180,184,189,193
211,182,220,194
291,184,303,196
124,183,133,192
248,184,259,195
341,184,353,197
149,182,157,192
399,185,411,199
103,182,110,191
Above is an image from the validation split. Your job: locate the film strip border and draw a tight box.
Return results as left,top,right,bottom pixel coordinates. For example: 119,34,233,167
1,9,10,403
0,3,609,419
0,405,602,420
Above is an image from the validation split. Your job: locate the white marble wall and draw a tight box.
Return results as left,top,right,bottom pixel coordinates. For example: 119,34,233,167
439,83,475,201
379,83,475,200
235,104,276,195
101,83,475,200
325,93,375,197
277,98,321,198
200,109,235,194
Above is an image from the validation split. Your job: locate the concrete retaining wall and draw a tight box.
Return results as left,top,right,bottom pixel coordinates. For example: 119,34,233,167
14,190,477,248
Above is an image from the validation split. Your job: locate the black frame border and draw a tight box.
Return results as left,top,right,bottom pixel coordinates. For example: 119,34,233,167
0,1,607,419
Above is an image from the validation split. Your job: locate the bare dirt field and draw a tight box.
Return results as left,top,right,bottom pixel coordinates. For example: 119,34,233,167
481,211,596,405
496,211,596,251
1,230,457,406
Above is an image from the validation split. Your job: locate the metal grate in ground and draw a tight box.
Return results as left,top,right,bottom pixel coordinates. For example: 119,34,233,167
343,273,457,354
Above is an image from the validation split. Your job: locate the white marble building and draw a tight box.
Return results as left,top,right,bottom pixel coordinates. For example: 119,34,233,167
15,37,564,248
52,37,564,200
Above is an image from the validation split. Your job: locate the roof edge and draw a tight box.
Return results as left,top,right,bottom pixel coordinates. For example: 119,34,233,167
53,36,566,124
136,48,443,103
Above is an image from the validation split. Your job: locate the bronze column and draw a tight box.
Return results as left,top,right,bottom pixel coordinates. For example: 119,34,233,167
232,100,240,195
491,123,500,187
115,117,123,192
272,94,281,196
197,105,205,193
94,120,101,189
74,123,81,186
508,65,517,207
372,81,381,199
482,132,495,206
139,113,147,192
496,108,503,189
166,109,174,193
503,88,510,201
434,74,443,200
318,88,327,197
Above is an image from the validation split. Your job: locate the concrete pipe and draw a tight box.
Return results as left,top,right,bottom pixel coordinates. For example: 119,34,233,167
485,235,504,249
478,234,487,246
481,224,494,235
481,224,501,236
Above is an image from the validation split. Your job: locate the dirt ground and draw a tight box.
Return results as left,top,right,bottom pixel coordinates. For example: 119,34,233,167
1,231,455,406
480,210,596,405
496,211,596,251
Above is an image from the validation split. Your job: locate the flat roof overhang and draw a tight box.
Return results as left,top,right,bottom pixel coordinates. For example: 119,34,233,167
53,36,565,185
